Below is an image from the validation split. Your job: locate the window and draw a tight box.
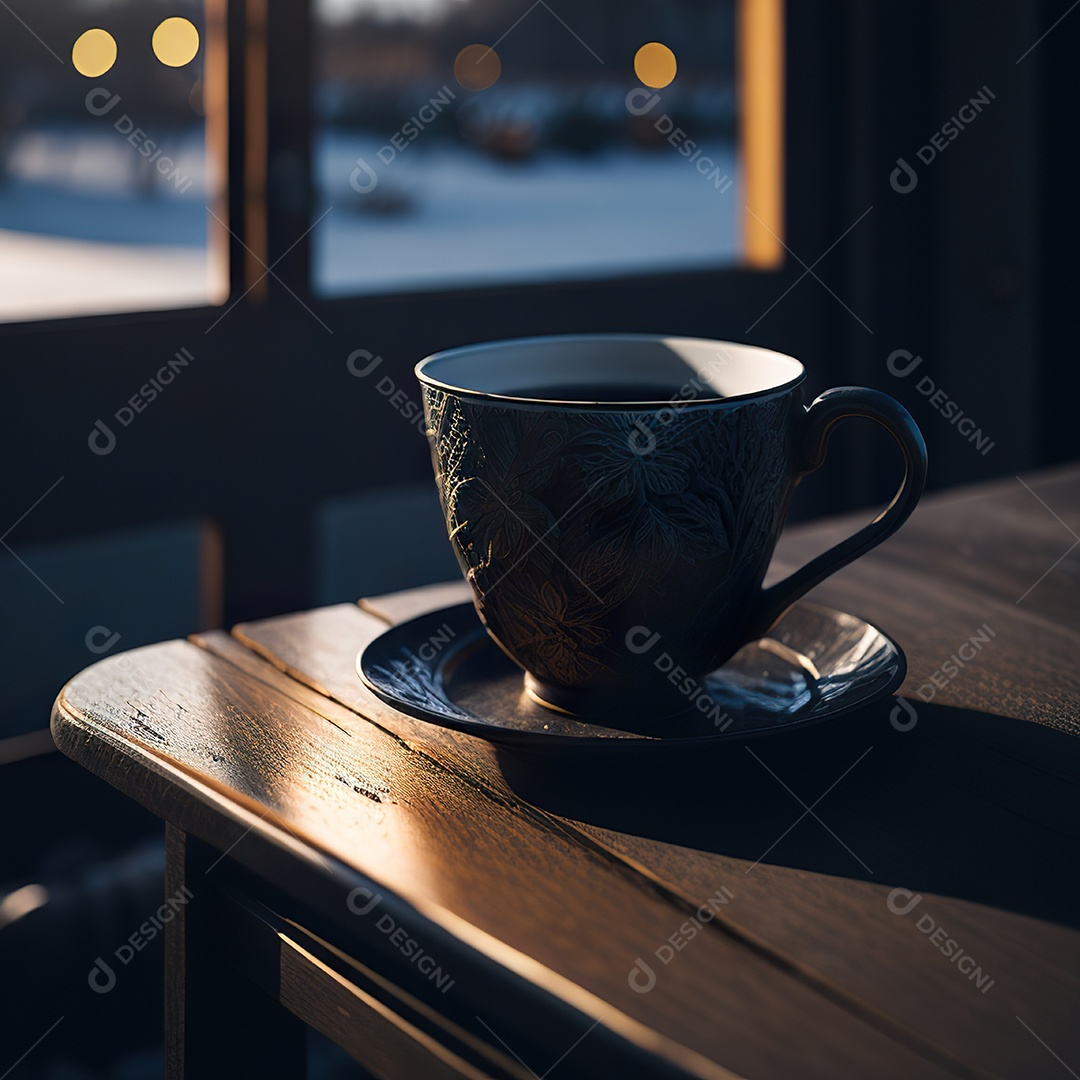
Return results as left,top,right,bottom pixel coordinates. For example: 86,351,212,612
1,0,790,625
0,0,782,321
0,0,227,322
312,0,783,298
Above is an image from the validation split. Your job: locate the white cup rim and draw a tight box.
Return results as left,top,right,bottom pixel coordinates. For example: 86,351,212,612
415,333,805,408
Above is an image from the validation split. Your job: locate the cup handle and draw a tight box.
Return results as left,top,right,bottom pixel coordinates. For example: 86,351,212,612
746,386,928,640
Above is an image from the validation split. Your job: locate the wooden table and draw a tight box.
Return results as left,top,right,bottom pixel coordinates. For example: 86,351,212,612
52,466,1080,1079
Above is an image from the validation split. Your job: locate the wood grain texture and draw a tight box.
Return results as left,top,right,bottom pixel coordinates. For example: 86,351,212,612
52,466,1080,1079
572,823,1080,1080
53,646,741,1080
361,581,472,626
270,913,535,1079
232,593,1080,1077
278,935,489,1080
767,465,1080,732
54,641,959,1078
231,466,1080,1077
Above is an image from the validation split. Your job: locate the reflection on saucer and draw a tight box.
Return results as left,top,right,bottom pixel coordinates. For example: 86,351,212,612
359,601,905,750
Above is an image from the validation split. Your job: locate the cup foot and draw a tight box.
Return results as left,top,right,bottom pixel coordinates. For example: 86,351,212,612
522,673,698,736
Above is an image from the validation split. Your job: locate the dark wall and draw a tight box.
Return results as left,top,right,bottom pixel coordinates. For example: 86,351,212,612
1,0,1074,626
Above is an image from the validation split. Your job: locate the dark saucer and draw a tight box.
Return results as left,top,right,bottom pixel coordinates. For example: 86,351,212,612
356,601,906,748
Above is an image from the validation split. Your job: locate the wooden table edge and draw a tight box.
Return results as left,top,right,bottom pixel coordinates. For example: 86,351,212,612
49,669,744,1080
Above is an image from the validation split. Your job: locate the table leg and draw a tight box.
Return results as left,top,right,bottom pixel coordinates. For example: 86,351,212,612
165,823,307,1079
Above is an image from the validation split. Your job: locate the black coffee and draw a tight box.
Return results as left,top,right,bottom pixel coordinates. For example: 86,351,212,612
502,383,689,403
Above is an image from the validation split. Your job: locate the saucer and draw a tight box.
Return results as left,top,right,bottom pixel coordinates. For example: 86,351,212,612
357,601,906,748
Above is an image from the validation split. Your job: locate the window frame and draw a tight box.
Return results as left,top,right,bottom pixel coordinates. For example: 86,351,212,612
4,0,998,624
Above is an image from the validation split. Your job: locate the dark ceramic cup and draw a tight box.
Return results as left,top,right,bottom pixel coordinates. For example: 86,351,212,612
416,335,926,721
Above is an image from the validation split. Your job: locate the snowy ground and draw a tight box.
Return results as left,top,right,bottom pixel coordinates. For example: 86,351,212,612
0,125,214,320
0,125,741,320
0,228,212,321
313,132,741,295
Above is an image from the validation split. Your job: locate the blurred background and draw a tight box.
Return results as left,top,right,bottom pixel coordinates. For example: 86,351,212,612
0,0,1076,1074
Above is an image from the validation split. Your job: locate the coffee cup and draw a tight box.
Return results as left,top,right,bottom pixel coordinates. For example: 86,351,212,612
416,334,926,720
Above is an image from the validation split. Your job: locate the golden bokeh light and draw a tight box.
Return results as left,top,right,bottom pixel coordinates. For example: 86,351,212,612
152,17,200,67
454,44,501,91
634,42,677,89
72,29,117,78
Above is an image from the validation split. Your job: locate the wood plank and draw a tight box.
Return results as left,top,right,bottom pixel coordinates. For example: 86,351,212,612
572,824,1080,1080
164,826,306,1079
55,651,730,1080
217,622,1080,1075
786,561,1080,735
53,640,961,1080
271,913,535,1078
870,467,1080,627
231,599,1080,918
227,606,510,791
774,465,1079,603
227,599,1080,1079
766,467,1080,732
361,581,472,626
279,934,487,1080
56,467,1080,1079
227,466,1080,1080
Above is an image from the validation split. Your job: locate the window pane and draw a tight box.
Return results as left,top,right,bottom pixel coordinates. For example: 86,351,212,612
0,0,227,322
313,0,747,297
